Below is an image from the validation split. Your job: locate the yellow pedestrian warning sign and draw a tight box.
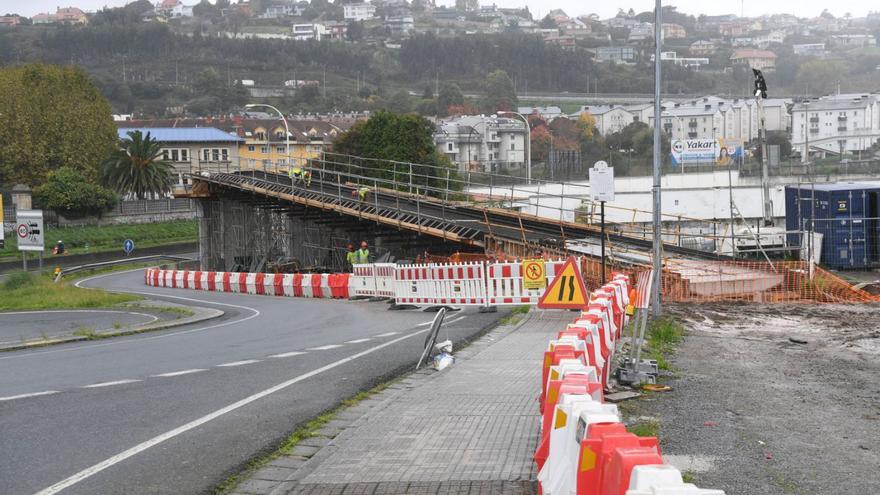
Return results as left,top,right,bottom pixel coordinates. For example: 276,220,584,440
522,259,546,290
538,257,589,309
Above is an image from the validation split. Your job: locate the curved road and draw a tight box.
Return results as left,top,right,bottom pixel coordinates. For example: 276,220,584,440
0,268,505,494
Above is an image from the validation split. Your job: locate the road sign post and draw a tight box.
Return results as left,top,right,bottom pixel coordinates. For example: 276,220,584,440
123,239,135,256
16,209,45,272
589,161,615,282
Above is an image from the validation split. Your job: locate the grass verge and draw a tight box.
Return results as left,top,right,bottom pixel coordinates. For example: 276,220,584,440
213,381,396,495
0,220,197,261
627,419,659,438
0,272,140,311
498,305,530,325
644,316,686,371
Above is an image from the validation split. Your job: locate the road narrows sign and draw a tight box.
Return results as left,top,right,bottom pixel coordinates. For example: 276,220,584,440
538,257,589,309
522,259,546,290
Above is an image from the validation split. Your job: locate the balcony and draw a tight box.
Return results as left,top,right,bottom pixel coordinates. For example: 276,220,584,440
687,132,698,139
809,117,819,123
809,127,820,134
838,126,848,132
838,115,848,122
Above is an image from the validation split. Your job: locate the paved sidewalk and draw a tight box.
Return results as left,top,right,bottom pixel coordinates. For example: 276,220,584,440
233,311,568,495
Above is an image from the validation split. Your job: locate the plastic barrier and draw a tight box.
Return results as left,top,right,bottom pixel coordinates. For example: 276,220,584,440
485,260,567,306
351,264,378,298
143,269,353,301
374,263,396,298
625,465,725,495
395,262,488,306
531,272,726,495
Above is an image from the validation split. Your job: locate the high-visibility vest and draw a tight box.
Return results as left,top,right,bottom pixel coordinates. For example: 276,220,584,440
356,248,370,264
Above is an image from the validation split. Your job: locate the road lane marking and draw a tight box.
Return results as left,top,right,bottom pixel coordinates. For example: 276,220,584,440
0,270,262,362
34,328,430,495
217,360,261,367
344,338,371,344
0,390,59,401
82,379,141,389
446,316,467,325
374,332,399,337
307,344,342,351
415,320,435,327
152,369,207,378
268,351,307,358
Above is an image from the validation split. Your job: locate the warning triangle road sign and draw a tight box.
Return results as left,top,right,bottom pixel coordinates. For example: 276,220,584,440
538,257,589,309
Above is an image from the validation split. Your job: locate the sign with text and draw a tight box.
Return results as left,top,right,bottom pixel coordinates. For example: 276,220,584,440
16,209,44,252
588,161,615,202
671,139,743,166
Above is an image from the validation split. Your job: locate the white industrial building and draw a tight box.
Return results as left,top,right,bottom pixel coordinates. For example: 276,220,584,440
343,3,376,21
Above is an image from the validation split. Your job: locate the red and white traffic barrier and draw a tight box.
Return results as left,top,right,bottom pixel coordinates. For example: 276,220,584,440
485,260,567,306
394,262,488,306
144,268,351,300
535,273,726,495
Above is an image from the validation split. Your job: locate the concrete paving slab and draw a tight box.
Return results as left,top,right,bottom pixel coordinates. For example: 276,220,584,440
251,310,569,494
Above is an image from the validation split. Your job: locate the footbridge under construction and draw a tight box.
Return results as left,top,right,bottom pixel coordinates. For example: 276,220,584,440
174,155,874,304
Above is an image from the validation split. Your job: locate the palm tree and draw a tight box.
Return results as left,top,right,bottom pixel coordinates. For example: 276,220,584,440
102,131,174,199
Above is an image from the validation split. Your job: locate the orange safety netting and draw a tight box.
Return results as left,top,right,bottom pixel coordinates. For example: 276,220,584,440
647,260,879,304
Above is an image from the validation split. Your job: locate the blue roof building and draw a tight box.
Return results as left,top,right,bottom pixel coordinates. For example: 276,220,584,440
116,126,244,185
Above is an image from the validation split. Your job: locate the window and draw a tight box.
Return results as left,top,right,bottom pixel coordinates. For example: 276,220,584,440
276,146,285,153
261,146,269,154
247,145,255,152
255,131,267,140
201,148,229,162
161,148,189,162
447,142,454,151
510,142,515,150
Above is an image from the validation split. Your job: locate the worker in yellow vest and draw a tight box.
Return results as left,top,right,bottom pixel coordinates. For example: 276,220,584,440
356,241,370,264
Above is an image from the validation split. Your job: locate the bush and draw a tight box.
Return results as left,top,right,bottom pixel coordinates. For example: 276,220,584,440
2,271,36,291
34,167,118,218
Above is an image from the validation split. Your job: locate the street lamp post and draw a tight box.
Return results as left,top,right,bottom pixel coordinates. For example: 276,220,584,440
245,103,290,175
497,111,532,184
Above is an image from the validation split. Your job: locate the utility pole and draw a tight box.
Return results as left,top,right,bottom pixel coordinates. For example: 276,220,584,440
651,0,663,316
753,68,772,226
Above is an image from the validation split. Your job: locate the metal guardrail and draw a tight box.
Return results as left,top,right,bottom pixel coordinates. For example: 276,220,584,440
54,255,197,282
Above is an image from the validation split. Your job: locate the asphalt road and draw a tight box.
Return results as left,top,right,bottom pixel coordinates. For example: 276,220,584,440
0,310,158,345
0,269,506,495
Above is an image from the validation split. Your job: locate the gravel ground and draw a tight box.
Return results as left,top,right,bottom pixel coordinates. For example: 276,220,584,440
635,303,880,495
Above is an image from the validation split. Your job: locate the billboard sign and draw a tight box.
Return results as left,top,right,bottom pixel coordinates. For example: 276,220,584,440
588,161,615,202
16,209,44,252
671,139,743,166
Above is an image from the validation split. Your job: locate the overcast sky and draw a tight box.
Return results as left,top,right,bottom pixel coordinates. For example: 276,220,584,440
4,0,877,20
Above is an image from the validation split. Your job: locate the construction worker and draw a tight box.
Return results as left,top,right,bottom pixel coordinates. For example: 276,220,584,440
52,240,66,255
303,169,312,187
288,166,303,184
358,186,371,201
356,241,370,264
345,243,358,269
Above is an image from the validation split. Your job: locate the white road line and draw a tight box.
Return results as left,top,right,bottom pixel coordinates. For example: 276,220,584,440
217,360,261,367
152,369,207,378
268,351,307,358
374,332,399,337
0,390,59,401
415,320,435,327
344,338,371,344
34,328,429,495
82,379,141,389
307,344,342,351
446,316,467,325
0,269,262,362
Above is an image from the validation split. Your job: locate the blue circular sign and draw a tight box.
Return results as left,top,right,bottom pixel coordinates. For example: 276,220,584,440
123,239,135,254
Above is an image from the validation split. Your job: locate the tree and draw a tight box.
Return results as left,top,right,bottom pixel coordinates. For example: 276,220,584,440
540,15,557,29
482,70,517,112
575,112,598,141
331,111,459,194
34,167,117,218
422,84,433,100
0,64,117,186
437,82,464,116
797,59,849,95
346,21,364,41
101,130,175,199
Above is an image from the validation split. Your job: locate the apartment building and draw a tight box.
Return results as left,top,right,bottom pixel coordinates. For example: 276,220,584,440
791,94,880,157
343,3,377,21
434,116,527,173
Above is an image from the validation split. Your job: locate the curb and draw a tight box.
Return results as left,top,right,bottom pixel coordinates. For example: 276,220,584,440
0,304,224,352
226,309,533,495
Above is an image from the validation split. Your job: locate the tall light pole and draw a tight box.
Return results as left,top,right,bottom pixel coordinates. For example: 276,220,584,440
651,0,663,316
245,103,290,173
497,111,532,184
